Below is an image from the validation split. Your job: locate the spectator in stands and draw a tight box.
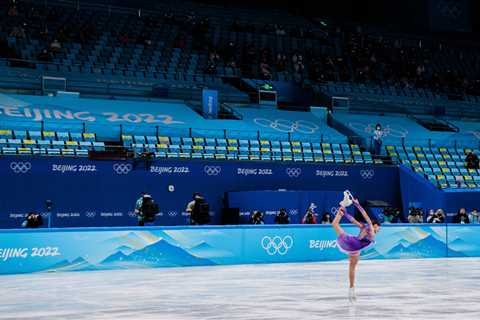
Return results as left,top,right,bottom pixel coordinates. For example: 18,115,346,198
427,209,445,223
469,209,479,224
22,212,43,228
50,39,61,53
465,152,479,169
453,208,470,224
8,2,18,17
37,49,51,62
249,211,265,225
10,24,26,39
372,123,383,155
276,53,287,73
320,212,333,224
186,193,210,225
260,62,271,80
301,208,317,224
274,208,290,224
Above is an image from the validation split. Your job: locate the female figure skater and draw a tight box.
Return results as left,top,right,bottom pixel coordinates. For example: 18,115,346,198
332,191,381,301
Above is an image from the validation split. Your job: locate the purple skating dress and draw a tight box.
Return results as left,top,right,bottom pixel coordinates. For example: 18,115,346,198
337,222,375,256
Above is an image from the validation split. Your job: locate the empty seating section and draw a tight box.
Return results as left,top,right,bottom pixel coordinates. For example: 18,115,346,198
319,82,480,118
124,133,372,163
0,129,104,157
387,145,480,189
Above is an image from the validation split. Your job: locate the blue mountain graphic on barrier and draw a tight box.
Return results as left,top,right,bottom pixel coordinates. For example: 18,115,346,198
190,241,214,251
449,238,470,247
46,257,99,272
362,247,384,259
385,235,465,258
101,239,216,267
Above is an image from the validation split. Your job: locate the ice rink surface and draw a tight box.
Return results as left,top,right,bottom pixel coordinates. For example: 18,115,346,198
1,258,480,320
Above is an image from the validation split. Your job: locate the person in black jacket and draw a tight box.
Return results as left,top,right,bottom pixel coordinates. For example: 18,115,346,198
249,211,265,224
22,212,43,228
453,208,470,224
465,152,479,169
274,208,290,224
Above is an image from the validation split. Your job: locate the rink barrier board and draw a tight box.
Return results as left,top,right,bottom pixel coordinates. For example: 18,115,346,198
0,224,479,275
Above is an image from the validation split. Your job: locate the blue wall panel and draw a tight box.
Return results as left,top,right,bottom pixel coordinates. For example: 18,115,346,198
0,157,401,228
0,224,475,275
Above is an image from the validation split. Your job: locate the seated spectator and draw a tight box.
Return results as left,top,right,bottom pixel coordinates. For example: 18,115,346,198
10,25,26,39
407,207,423,223
249,211,265,225
260,62,271,80
453,208,470,224
50,39,61,52
465,152,479,169
320,212,332,224
469,209,479,224
8,3,18,17
301,208,317,224
274,208,290,224
37,49,52,62
427,209,445,223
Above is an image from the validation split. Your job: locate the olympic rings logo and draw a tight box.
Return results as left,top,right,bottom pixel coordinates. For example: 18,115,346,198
113,163,132,175
261,235,294,255
348,122,409,139
289,209,299,216
168,211,178,217
360,169,375,179
10,162,32,174
128,211,137,217
286,167,302,178
85,211,96,218
204,165,221,176
253,118,319,134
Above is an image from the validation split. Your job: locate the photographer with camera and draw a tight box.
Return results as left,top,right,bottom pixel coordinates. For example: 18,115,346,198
22,212,43,228
186,193,210,225
426,209,445,223
249,210,265,225
407,207,424,223
134,192,159,226
302,207,317,224
274,208,290,224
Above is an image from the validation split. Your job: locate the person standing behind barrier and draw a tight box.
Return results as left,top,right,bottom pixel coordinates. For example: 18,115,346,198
22,212,43,228
372,123,383,155
427,209,445,223
453,208,470,224
134,193,159,226
274,208,290,224
186,193,210,225
469,209,479,224
249,211,265,224
320,212,333,224
302,208,317,224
